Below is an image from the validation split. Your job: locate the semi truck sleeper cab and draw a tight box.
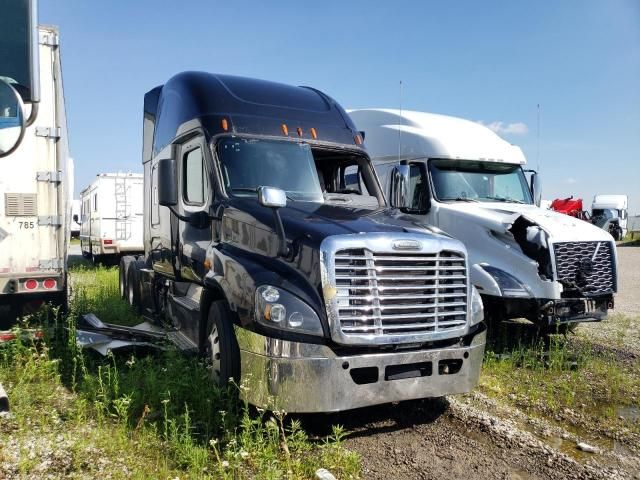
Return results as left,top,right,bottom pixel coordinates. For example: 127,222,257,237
120,73,485,412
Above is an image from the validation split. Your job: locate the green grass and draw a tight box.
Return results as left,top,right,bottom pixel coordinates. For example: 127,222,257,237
480,329,640,439
0,265,361,479
70,265,140,326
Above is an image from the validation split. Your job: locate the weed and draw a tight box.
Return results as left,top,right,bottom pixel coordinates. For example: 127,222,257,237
0,264,361,479
481,323,640,440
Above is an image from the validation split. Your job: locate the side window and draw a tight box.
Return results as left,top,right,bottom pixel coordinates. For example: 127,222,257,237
93,193,98,212
183,147,204,205
408,163,428,211
494,174,524,201
343,165,361,192
151,164,159,225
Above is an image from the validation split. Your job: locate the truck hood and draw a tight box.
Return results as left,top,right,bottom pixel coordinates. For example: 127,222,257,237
443,202,614,243
227,198,453,248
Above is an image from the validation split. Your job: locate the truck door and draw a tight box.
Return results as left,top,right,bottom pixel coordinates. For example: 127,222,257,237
176,136,211,281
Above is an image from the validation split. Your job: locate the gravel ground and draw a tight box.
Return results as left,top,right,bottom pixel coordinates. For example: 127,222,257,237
613,246,640,317
580,245,640,356
340,397,632,480
342,245,640,480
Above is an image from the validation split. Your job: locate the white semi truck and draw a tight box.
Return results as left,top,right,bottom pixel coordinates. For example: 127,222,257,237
350,109,617,331
591,194,628,240
79,173,143,263
0,6,73,323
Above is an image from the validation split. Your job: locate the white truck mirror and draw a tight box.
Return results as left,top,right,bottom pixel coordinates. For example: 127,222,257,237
390,164,410,209
0,79,27,157
530,172,542,207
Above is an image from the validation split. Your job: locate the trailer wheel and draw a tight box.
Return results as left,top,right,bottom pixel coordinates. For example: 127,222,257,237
204,300,240,387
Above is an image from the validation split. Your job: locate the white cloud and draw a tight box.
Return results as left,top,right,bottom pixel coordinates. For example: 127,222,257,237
565,177,578,184
477,120,529,135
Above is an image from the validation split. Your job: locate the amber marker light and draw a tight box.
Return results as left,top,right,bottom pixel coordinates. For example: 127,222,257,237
354,133,363,145
281,124,289,136
310,127,318,139
221,118,229,131
296,127,302,137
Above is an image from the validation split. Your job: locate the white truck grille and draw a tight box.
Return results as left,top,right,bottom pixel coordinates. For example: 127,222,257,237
333,249,468,337
553,241,615,296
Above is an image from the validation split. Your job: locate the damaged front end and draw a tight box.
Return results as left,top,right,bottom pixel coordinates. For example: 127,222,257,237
482,213,615,327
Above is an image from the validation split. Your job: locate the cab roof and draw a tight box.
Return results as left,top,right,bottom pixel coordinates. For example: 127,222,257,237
143,72,361,162
349,109,527,165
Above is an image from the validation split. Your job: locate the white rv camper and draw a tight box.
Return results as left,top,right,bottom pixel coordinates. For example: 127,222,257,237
591,194,628,240
0,25,73,321
350,109,617,331
70,199,80,237
79,173,143,263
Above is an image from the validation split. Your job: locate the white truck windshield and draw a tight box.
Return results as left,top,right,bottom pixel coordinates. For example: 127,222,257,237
429,159,533,204
217,137,324,202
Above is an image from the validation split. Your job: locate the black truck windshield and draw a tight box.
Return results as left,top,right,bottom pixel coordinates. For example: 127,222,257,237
429,159,533,204
217,137,324,202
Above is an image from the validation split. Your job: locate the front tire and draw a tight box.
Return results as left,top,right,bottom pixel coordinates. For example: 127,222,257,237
203,300,240,387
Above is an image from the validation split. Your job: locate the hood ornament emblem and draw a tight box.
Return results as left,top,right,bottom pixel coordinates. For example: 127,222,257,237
392,239,421,251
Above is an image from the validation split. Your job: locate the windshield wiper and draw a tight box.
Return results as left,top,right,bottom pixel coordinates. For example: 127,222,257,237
483,196,526,204
440,197,479,203
230,187,258,194
229,187,294,201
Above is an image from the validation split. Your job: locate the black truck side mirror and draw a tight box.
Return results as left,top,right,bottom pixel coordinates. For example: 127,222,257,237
72,214,79,223
157,158,177,206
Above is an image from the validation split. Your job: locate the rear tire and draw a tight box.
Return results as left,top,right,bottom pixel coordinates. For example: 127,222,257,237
119,257,134,300
203,300,240,387
126,262,142,315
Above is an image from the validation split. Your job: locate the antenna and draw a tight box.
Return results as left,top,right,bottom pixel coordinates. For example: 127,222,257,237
536,103,541,172
398,80,403,163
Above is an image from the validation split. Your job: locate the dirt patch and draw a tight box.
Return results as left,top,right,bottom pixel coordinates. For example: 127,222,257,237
340,398,634,480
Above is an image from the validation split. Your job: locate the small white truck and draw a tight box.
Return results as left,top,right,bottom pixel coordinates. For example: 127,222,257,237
0,22,73,322
79,173,144,263
350,109,618,331
591,194,628,240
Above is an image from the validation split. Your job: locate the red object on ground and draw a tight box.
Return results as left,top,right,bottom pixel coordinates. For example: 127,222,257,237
551,197,584,218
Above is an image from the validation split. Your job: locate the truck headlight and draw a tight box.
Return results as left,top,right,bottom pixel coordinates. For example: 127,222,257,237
470,285,484,326
480,265,532,298
255,285,324,336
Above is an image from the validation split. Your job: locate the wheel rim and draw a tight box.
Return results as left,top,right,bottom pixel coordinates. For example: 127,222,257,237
119,270,125,298
206,324,222,384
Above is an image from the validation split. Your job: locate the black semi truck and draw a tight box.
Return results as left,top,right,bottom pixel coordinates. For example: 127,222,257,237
120,72,485,412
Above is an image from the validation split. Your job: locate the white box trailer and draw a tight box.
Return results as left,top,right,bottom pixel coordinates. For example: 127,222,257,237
79,173,143,262
70,199,80,237
0,26,72,320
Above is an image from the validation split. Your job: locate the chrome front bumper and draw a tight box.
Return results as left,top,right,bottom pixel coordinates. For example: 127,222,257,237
235,326,486,413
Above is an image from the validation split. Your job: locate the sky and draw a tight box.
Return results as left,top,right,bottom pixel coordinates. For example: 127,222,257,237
39,0,640,213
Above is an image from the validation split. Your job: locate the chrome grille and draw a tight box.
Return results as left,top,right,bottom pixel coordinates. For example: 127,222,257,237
333,249,468,337
553,241,615,296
